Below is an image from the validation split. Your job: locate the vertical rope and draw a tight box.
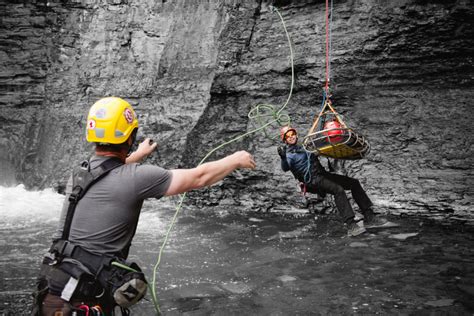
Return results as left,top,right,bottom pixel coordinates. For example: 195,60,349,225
324,0,334,94
329,0,333,86
325,0,330,91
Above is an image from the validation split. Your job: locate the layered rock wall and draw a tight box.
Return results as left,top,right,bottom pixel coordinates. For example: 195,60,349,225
0,0,472,221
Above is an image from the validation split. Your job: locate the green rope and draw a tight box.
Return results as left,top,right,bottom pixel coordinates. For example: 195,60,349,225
149,6,294,315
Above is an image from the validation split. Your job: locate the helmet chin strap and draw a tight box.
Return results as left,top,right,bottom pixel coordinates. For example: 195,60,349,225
126,144,134,156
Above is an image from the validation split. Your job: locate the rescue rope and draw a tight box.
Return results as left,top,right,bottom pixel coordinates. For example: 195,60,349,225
324,0,333,92
149,6,295,315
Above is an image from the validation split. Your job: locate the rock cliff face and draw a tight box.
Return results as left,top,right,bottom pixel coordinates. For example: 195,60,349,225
1,0,472,221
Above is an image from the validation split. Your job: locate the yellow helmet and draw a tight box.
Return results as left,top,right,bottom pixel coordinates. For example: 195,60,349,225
86,97,138,144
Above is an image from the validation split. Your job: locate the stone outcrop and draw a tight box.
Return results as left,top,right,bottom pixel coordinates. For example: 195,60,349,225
0,0,472,222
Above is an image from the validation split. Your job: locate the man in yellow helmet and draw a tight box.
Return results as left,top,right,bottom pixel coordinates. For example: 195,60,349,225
85,96,153,163
33,97,256,315
278,126,385,237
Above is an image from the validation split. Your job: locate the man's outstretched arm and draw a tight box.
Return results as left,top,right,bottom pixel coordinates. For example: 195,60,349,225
165,151,256,196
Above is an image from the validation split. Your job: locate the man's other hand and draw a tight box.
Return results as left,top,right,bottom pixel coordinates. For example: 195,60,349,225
277,146,286,158
126,138,157,163
136,138,157,157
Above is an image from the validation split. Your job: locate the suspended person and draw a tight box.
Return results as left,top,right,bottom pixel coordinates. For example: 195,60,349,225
277,126,385,237
31,97,256,315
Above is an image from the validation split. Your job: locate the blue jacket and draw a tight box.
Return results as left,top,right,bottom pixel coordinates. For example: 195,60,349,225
281,144,326,183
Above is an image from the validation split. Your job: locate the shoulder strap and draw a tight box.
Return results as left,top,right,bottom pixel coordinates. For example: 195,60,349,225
61,158,124,240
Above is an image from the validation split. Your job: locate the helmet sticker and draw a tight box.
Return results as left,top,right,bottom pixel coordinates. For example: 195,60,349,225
95,108,107,119
124,108,134,124
87,119,96,129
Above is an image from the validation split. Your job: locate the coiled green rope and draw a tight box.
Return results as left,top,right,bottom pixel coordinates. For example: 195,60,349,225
149,6,294,315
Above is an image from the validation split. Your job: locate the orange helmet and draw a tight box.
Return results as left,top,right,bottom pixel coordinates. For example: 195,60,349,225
280,126,297,142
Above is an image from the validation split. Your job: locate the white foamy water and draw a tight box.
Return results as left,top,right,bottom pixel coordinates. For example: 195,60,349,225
0,184,170,234
0,184,63,225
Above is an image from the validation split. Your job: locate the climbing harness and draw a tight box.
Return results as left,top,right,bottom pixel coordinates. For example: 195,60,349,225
303,0,370,159
148,6,295,315
37,158,148,314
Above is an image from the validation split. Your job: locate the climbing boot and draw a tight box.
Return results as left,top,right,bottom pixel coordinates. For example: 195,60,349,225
365,216,388,227
300,195,310,209
346,220,366,237
363,207,388,227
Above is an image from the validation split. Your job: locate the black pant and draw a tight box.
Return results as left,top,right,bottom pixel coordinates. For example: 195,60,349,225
307,173,373,223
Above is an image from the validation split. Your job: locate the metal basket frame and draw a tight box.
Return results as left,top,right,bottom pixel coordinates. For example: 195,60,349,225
303,99,370,159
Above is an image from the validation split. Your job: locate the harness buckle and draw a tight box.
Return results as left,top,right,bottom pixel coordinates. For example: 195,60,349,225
69,185,83,203
42,252,59,266
68,193,79,203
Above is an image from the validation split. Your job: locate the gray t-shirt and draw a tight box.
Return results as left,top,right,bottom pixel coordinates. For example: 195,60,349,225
54,155,172,258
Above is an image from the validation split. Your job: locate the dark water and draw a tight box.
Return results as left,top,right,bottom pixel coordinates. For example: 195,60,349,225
1,187,473,315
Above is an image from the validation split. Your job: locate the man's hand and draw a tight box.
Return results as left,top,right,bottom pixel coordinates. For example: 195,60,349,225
231,150,256,169
126,138,157,163
277,146,286,159
136,138,157,156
